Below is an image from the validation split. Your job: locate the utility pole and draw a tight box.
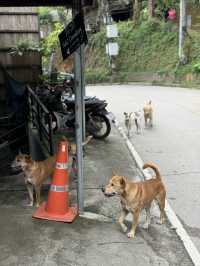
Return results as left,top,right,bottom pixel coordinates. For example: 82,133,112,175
73,0,85,214
148,0,154,18
179,0,187,61
133,0,140,22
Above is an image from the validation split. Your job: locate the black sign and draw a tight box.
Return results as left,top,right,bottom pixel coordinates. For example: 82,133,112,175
59,13,88,60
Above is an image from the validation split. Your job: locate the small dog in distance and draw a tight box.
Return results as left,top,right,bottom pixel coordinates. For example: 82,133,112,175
134,110,143,134
143,100,153,128
124,112,133,137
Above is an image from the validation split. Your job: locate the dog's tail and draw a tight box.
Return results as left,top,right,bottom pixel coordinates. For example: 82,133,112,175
82,135,93,146
143,162,161,180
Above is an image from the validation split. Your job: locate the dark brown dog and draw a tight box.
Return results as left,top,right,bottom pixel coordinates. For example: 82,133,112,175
102,162,166,238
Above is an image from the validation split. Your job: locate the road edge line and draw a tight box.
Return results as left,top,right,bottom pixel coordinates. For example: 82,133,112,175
114,120,200,266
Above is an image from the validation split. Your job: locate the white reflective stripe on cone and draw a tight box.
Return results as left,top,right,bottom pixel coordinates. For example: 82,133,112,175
56,162,68,169
50,185,69,192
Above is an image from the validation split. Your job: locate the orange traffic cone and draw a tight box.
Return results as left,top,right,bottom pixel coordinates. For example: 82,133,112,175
32,140,78,222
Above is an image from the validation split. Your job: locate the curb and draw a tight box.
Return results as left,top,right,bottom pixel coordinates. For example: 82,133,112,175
87,82,186,89
114,119,200,266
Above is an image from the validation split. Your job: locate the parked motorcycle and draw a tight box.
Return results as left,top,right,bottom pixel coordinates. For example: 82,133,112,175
61,95,113,139
35,86,114,139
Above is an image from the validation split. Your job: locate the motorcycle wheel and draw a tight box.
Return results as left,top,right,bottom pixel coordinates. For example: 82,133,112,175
87,114,111,139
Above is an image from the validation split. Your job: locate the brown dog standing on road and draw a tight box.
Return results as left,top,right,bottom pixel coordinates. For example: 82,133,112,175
102,162,166,238
143,100,153,127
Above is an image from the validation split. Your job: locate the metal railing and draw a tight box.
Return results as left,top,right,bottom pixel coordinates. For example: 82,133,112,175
27,85,54,155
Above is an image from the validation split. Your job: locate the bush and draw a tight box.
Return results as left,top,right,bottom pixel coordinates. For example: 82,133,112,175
192,62,200,74
85,18,200,85
85,69,109,84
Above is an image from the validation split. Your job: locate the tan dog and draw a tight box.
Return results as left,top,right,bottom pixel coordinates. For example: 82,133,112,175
68,135,93,176
11,136,93,206
102,162,166,238
143,100,153,127
68,135,93,156
11,153,56,207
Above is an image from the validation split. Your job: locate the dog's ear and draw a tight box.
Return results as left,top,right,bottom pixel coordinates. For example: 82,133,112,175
112,169,118,176
149,100,152,104
123,112,127,116
24,155,31,162
120,176,126,188
18,149,22,155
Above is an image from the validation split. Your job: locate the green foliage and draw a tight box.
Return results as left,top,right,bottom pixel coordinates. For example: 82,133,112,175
156,0,179,9
38,7,72,69
86,19,178,82
38,7,52,24
38,6,71,25
86,18,200,84
192,62,200,73
9,39,41,56
85,69,109,84
41,22,64,56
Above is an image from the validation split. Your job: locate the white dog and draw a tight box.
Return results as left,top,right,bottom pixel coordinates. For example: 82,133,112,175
124,112,133,137
134,110,143,134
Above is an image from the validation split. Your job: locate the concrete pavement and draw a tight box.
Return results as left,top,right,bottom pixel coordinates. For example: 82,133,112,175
0,126,193,266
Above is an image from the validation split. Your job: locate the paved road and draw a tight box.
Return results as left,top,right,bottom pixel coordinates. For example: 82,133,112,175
87,84,200,252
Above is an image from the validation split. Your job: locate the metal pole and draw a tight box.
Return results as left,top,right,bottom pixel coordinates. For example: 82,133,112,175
81,44,86,141
73,0,84,214
179,0,187,60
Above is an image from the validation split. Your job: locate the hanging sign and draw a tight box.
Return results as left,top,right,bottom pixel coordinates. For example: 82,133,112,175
59,13,88,60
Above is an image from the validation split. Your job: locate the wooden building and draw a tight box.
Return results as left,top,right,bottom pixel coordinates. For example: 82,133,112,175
0,7,41,100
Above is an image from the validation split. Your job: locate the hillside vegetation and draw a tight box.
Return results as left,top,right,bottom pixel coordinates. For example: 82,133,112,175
85,19,200,86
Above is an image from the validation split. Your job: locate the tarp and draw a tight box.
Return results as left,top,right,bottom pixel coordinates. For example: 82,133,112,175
0,64,27,123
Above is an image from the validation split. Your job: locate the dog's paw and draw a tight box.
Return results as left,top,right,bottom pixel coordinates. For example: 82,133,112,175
25,202,34,207
142,222,149,230
127,231,135,239
156,219,164,225
121,224,128,233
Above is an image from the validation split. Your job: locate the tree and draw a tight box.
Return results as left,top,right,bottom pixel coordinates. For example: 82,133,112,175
133,0,141,22
148,0,155,18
